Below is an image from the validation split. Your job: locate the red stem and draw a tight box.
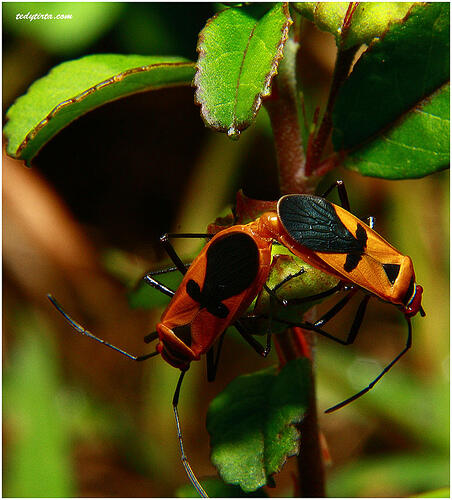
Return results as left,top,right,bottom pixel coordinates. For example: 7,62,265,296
264,39,316,195
273,328,326,497
305,3,360,175
265,30,328,496
266,6,360,490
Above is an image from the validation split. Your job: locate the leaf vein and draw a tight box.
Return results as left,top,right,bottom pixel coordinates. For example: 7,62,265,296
382,136,447,154
414,107,450,122
233,18,260,128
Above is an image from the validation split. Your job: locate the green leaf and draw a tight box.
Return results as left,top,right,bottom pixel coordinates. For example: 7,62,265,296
3,2,123,55
176,477,268,497
194,3,292,138
332,3,450,177
293,2,415,49
342,83,450,179
4,54,195,164
207,359,310,492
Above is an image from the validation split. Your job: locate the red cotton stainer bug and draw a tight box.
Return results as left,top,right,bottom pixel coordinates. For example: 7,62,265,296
48,180,425,497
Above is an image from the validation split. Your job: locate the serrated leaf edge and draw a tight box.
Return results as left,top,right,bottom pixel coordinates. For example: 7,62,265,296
209,361,309,492
194,3,292,136
7,61,195,159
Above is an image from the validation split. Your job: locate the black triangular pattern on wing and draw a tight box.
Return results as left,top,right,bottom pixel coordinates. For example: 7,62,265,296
278,195,365,253
201,232,260,305
383,263,401,285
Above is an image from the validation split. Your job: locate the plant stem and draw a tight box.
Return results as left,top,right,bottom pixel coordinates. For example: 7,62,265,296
264,39,315,195
265,31,328,497
305,45,358,174
297,366,326,497
274,328,325,497
305,3,360,174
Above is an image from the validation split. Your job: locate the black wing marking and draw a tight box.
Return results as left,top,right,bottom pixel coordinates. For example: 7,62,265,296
344,253,362,272
278,195,367,254
186,232,260,317
204,232,260,299
383,263,401,285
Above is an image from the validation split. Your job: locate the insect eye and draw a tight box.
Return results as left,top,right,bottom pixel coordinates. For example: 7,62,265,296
382,263,401,285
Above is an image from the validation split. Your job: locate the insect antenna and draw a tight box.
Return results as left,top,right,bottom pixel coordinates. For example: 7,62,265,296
143,331,159,344
47,294,159,361
325,316,413,413
172,370,208,498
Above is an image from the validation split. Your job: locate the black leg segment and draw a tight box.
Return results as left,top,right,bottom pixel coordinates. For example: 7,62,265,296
234,320,272,358
143,274,176,298
321,180,350,211
206,331,227,382
172,370,208,497
47,294,159,362
325,314,412,413
159,232,213,276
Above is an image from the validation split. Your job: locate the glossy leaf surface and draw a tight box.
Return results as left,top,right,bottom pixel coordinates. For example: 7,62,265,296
332,3,449,178
333,2,449,150
294,2,415,49
343,83,450,179
207,359,310,492
4,55,195,164
195,3,292,138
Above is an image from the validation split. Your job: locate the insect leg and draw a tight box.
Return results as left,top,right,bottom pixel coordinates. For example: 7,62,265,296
47,295,159,361
172,370,208,498
271,267,306,294
283,282,343,306
143,272,176,298
325,314,412,413
271,293,371,347
322,183,377,229
165,233,214,239
160,234,192,275
139,268,180,343
321,180,350,210
159,233,214,276
263,283,288,306
312,289,359,328
234,320,272,358
206,331,227,382
262,265,307,307
143,331,158,344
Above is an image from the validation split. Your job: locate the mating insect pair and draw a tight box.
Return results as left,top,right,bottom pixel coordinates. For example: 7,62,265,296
48,180,425,497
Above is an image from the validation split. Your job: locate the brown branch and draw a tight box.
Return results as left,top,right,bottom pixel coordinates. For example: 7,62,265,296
264,39,315,195
305,2,360,175
264,26,329,496
274,327,326,497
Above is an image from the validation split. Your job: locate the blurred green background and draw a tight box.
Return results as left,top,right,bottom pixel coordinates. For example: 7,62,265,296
3,2,449,497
